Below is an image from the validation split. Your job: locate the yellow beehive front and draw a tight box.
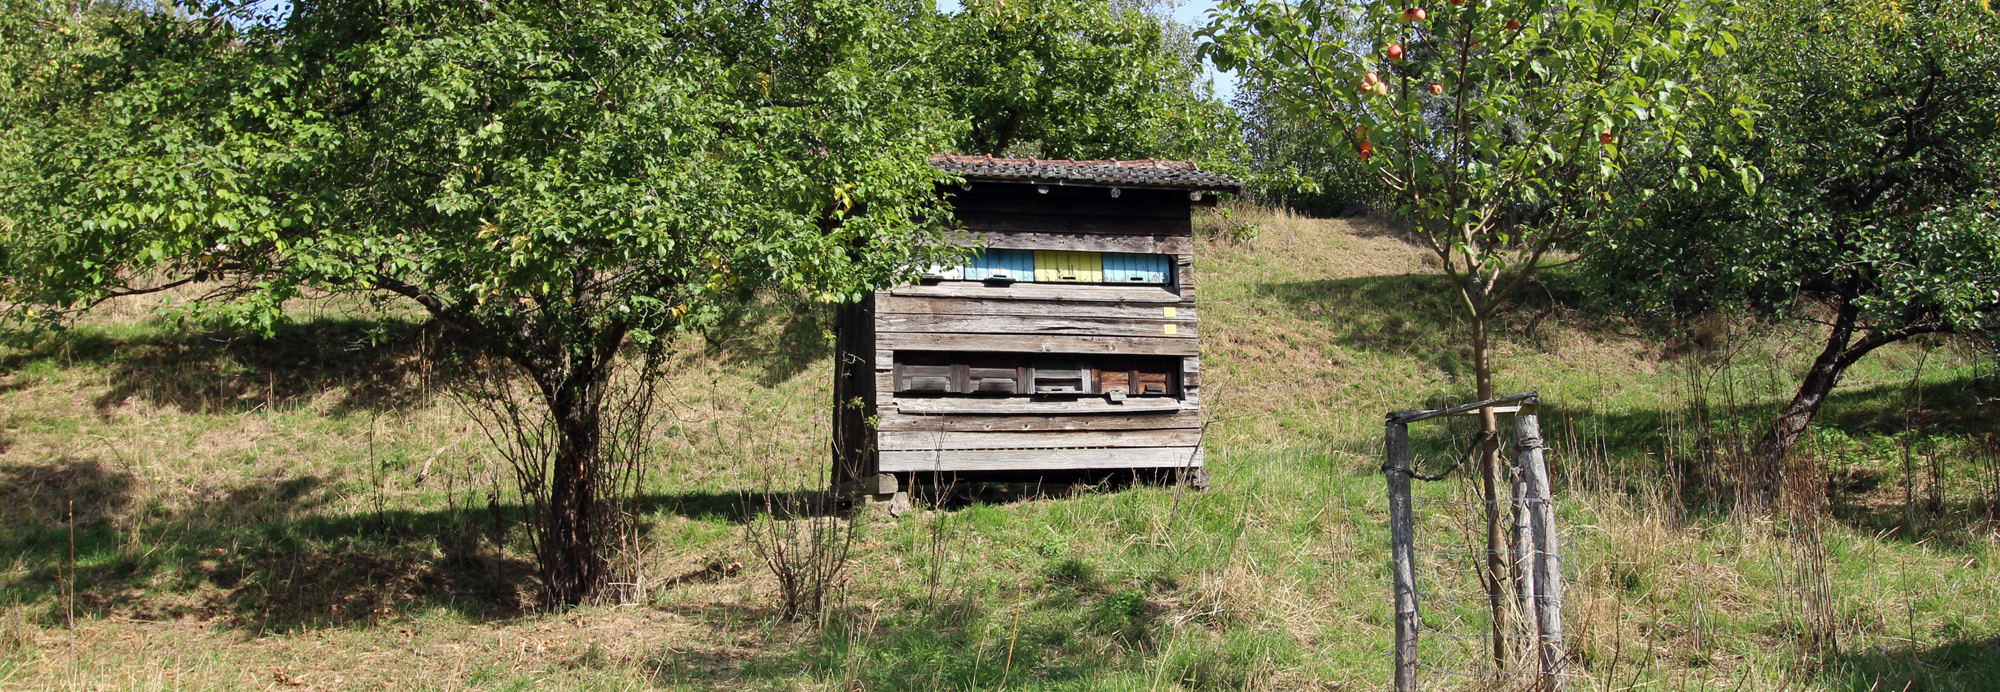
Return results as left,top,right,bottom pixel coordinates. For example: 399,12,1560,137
1033,250,1103,283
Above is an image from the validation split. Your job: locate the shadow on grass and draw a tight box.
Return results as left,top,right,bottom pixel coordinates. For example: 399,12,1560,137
1370,361,2000,545
1251,274,1467,375
0,459,890,633
1826,636,2000,692
0,317,441,416
1533,370,2000,544
638,555,1261,691
696,303,835,389
0,456,533,631
0,307,837,418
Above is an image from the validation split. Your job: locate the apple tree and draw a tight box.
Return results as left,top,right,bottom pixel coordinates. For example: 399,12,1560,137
1201,0,1739,662
0,0,960,607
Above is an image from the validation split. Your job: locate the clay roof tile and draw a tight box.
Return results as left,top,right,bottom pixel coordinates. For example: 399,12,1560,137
928,154,1240,191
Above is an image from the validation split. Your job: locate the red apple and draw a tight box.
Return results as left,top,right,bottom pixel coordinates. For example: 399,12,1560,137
1374,81,1391,96
1408,7,1428,22
1386,43,1405,61
1507,19,1522,30
1359,140,1374,159
1429,83,1444,95
1450,0,1464,4
1599,129,1615,144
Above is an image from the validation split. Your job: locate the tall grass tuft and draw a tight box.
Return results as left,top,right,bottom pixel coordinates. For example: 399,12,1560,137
1783,443,1839,657
743,486,860,624
0,606,29,653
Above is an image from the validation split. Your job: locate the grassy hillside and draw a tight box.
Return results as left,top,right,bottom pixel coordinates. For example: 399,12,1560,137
2,209,1997,691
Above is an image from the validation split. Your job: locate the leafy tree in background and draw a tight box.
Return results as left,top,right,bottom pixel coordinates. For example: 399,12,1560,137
0,0,959,607
1588,0,2000,502
935,0,1243,166
1203,0,1737,662
1234,73,1387,216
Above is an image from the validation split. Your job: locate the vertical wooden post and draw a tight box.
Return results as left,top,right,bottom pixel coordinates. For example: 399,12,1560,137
1511,453,1537,672
1515,403,1566,692
1385,419,1419,692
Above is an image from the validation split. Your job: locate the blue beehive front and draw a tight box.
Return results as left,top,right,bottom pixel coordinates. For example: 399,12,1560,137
1102,252,1171,284
965,249,1037,281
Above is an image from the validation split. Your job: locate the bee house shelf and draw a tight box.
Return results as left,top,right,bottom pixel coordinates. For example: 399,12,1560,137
832,155,1240,496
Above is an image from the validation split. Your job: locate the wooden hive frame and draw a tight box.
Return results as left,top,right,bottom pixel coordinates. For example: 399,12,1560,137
832,157,1240,500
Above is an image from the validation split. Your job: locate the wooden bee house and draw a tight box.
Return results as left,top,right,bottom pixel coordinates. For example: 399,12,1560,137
832,155,1240,497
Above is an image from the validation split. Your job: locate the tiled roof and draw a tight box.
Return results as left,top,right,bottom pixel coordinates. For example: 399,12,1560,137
930,154,1242,192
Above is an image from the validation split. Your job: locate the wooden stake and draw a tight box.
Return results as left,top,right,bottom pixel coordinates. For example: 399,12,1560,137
1512,452,1537,671
1516,404,1566,691
1385,420,1418,692
66,498,75,632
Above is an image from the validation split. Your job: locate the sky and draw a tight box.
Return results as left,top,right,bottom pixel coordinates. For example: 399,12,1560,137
934,0,1242,103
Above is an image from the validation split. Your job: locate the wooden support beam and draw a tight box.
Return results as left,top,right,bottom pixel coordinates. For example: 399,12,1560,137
878,429,1201,451
886,282,1184,304
879,446,1203,472
876,314,1197,339
953,231,1194,255
876,333,1199,356
1388,392,1540,424
893,397,1188,416
875,409,1201,432
876,295,1196,321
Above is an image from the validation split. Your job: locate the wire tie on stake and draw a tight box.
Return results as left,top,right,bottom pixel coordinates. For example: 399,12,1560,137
1382,430,1492,482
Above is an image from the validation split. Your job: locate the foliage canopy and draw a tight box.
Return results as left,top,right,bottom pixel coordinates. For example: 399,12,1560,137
1585,0,2000,495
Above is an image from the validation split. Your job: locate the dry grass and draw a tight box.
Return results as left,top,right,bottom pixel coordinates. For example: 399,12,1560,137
0,207,1994,690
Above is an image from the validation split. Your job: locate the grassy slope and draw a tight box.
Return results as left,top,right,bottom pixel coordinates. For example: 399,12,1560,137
1,209,1997,691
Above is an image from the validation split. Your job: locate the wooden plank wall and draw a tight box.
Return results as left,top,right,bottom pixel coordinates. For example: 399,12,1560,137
831,296,878,485
867,183,1204,474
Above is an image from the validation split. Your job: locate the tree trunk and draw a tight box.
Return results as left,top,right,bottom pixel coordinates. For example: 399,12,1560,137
1749,302,1860,506
540,364,610,608
1471,312,1511,666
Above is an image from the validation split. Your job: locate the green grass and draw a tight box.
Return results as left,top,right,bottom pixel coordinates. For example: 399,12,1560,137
0,208,1997,690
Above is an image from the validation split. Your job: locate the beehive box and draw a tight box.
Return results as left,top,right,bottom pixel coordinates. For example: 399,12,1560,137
832,156,1241,494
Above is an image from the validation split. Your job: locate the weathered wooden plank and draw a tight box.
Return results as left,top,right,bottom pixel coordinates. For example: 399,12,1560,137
876,295,1197,321
949,191,1188,219
879,446,1204,472
879,429,1201,451
955,232,1193,255
885,282,1182,303
831,296,880,484
877,332,1199,356
893,396,1188,415
875,409,1202,432
957,210,1193,236
878,374,1196,397
876,314,1197,339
